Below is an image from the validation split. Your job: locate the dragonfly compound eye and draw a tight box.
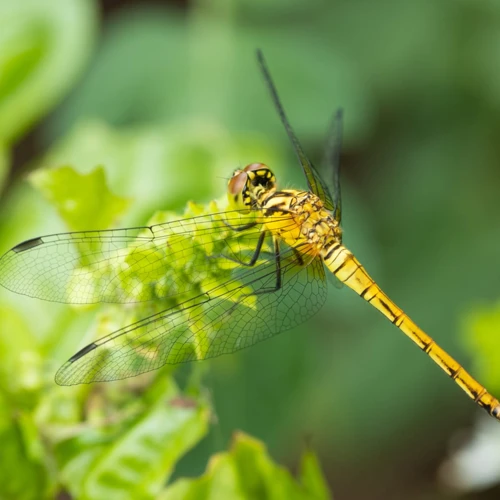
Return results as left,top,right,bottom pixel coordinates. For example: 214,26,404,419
243,163,276,191
228,170,247,196
227,170,250,210
244,162,268,173
227,164,276,211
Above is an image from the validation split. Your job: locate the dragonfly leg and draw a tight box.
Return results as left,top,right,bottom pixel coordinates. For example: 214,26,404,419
246,237,282,295
222,219,258,232
223,237,283,319
214,230,270,267
290,246,304,266
225,237,283,323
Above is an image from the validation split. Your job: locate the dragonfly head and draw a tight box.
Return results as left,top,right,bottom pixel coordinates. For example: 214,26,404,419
227,163,276,211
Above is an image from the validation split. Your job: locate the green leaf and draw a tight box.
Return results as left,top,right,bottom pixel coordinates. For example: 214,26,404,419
29,165,130,232
161,432,332,500
161,455,243,500
0,305,41,394
0,397,47,500
43,7,190,137
0,0,97,144
60,379,210,500
39,120,281,228
299,449,331,500
463,301,500,392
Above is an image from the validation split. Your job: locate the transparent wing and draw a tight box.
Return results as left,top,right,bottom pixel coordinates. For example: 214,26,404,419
55,242,327,385
0,210,293,305
322,108,343,224
256,50,335,211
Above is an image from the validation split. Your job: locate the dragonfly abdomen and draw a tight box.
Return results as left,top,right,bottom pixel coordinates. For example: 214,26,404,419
323,243,500,420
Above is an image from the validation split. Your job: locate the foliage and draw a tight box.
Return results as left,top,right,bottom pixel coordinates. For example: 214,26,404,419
2,0,500,498
30,165,130,232
0,3,332,496
0,158,332,498
161,432,330,500
0,0,96,146
463,302,500,394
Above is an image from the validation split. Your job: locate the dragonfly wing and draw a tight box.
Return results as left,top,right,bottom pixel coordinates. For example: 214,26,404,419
55,244,327,385
256,50,335,211
322,108,344,224
0,210,288,305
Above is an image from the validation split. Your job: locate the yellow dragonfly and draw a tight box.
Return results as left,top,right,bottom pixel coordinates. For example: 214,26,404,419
0,51,499,421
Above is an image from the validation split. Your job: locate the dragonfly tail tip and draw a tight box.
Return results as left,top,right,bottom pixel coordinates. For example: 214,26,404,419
492,405,500,421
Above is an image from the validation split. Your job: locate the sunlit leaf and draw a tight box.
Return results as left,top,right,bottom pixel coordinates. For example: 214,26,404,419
463,301,500,392
29,165,130,232
39,120,281,228
0,0,97,144
161,432,332,499
299,448,331,500
60,379,210,500
0,305,42,393
43,7,189,136
0,401,47,500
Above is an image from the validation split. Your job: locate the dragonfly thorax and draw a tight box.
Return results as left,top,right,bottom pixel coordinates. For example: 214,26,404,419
227,163,276,211
261,189,342,256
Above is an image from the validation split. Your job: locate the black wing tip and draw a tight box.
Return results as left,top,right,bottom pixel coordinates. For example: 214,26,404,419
55,342,99,386
12,237,44,253
68,342,98,363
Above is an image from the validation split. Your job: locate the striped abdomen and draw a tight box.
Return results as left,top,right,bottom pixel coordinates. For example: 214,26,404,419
322,243,500,420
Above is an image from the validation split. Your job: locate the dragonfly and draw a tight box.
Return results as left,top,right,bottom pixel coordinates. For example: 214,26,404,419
1,51,499,421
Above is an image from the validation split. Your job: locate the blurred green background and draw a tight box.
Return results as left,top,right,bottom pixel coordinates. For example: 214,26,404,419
2,0,500,499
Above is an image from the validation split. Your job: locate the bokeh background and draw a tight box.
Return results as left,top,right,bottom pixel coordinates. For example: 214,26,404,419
2,0,500,499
